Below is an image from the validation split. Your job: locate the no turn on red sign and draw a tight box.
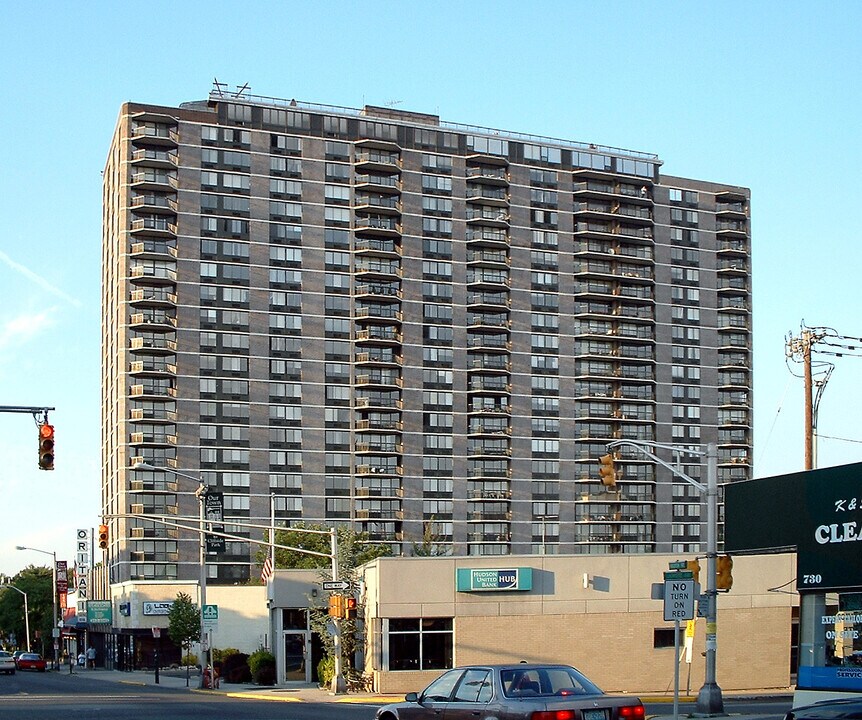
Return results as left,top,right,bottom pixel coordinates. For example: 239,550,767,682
663,579,695,621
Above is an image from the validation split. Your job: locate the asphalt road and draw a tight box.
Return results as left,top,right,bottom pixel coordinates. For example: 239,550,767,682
0,669,794,720
0,670,377,720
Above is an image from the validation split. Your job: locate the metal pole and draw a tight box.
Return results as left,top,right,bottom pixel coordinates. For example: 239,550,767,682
695,443,724,715
51,551,58,671
23,591,31,652
803,330,814,470
673,619,681,720
198,482,209,689
330,527,346,693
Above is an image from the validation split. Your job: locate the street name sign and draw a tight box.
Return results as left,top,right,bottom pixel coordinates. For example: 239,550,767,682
663,579,695,621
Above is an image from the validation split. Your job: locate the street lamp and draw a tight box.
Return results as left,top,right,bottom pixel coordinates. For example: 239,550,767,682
15,545,58,669
133,462,211,688
0,583,31,652
605,440,723,716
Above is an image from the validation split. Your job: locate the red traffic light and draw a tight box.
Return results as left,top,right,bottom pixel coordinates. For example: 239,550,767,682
38,424,55,471
98,524,109,550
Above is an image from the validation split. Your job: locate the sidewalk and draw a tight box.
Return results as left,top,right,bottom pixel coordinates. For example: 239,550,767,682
67,668,793,715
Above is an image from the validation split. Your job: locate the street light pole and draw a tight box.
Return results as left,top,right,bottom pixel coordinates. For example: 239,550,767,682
134,463,210,688
0,584,31,652
606,440,724,715
330,526,346,694
16,546,58,669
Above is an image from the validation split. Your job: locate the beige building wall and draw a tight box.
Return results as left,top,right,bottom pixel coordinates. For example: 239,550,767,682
110,581,268,655
362,552,796,695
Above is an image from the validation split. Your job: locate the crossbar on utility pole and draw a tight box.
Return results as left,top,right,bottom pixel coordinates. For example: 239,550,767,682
607,440,723,715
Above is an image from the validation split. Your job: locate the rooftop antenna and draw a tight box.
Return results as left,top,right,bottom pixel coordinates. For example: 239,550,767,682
385,100,403,108
233,82,250,98
212,78,228,97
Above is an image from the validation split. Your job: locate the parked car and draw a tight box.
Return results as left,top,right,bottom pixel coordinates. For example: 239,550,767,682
785,697,862,720
375,664,645,720
16,653,47,672
0,651,15,675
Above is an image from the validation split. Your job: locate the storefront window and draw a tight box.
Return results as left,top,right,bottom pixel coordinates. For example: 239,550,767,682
800,592,862,692
387,617,453,671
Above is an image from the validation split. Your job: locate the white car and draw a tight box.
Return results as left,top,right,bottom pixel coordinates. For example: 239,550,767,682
0,651,15,675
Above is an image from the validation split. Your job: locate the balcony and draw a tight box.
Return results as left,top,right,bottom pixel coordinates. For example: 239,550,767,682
130,120,179,147
130,170,176,192
131,148,178,169
355,417,403,432
468,378,511,393
466,292,510,310
716,220,748,238
129,336,176,354
131,194,177,214
355,465,403,477
354,194,401,215
466,229,509,248
129,288,177,307
129,358,175,376
356,486,404,499
354,350,401,366
355,396,403,410
355,306,403,324
466,186,509,206
355,151,401,173
466,271,510,289
355,173,401,193
130,241,177,261
355,262,402,281
354,237,401,258
130,264,177,285
355,215,401,238
129,432,172,446
355,327,402,345
129,383,174,399
466,207,509,227
130,312,176,332
355,508,404,520
467,250,509,267
466,334,511,351
131,217,178,239
468,402,511,416
465,165,509,184
468,356,511,372
355,283,401,300
467,510,512,521
468,445,512,457
467,314,510,330
130,407,174,422
354,441,403,454
355,373,403,388
468,489,512,500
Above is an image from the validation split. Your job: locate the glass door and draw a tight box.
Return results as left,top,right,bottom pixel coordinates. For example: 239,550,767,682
283,631,308,682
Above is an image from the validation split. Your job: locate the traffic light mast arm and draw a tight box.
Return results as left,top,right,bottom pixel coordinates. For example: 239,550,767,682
606,440,707,492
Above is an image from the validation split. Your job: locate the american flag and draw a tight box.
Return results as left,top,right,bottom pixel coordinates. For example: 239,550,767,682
260,556,273,583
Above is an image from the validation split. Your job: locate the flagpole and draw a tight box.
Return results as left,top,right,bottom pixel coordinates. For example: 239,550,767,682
269,493,275,573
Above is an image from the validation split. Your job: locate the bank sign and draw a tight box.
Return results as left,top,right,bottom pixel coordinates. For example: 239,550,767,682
725,461,862,592
456,567,532,592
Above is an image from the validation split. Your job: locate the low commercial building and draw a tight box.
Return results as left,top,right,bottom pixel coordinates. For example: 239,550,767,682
268,552,797,694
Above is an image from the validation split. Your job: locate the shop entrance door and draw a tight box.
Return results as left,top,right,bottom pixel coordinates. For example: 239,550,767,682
283,631,308,682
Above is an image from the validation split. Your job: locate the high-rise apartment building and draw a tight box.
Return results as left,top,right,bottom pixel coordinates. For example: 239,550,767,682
102,87,751,585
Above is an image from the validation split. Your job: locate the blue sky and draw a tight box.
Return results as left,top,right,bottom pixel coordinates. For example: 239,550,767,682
1,0,860,577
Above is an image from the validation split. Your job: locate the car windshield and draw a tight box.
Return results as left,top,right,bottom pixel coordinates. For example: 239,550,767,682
501,666,602,698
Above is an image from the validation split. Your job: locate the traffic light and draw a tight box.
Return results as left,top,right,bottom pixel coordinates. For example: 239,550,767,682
598,453,617,487
716,554,734,591
38,423,55,470
345,597,357,620
98,524,109,550
686,559,701,584
328,594,345,618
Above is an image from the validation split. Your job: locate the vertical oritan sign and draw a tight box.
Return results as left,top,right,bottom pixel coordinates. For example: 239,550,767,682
76,528,90,625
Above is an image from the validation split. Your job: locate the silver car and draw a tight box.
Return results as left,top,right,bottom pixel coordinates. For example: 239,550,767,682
376,664,644,720
0,651,15,675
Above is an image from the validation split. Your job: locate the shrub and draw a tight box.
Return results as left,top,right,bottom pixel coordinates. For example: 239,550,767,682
221,652,251,684
248,649,277,686
212,647,241,663
180,653,198,667
317,655,334,688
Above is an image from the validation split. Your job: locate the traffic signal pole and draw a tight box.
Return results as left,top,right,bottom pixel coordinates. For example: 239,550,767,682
606,440,724,715
330,527,346,694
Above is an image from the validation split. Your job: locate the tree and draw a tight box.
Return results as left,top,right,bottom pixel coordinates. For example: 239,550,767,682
255,523,391,686
412,517,451,557
167,592,200,668
0,565,53,654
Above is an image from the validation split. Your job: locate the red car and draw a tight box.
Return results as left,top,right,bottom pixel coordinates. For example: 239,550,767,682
16,653,47,672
